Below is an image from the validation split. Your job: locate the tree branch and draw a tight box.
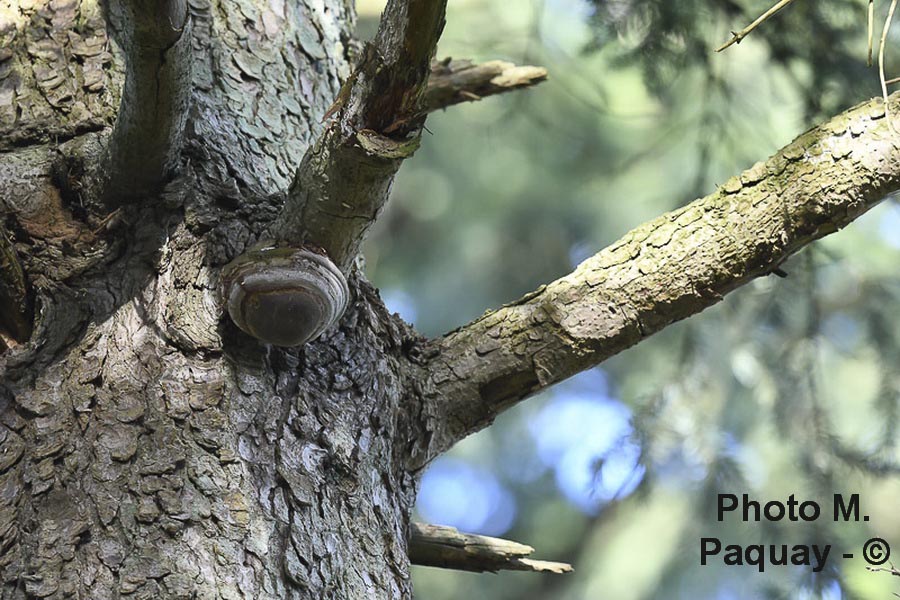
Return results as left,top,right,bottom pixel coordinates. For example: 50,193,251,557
270,55,547,271
716,0,798,52
269,0,448,269
424,59,548,113
102,0,191,203
408,523,573,574
221,4,549,346
418,94,900,460
219,0,454,346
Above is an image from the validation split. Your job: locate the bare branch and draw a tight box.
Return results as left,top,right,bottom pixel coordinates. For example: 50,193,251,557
868,0,876,67
102,0,191,203
270,55,546,272
879,0,900,133
219,0,451,347
867,561,900,577
716,0,798,52
424,59,548,113
268,0,448,271
417,94,900,461
408,523,573,574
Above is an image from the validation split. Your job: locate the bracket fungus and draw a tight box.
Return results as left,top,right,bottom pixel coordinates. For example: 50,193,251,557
220,245,349,347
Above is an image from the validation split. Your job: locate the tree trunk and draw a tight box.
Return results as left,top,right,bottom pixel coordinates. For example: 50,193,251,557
4,0,900,597
0,0,426,597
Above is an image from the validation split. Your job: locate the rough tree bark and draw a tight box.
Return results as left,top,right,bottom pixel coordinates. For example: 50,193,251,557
0,0,898,599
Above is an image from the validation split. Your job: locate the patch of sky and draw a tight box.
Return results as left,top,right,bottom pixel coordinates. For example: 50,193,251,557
528,369,644,513
380,288,418,324
416,458,517,536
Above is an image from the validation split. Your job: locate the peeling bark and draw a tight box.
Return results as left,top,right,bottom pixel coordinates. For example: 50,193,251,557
0,227,32,347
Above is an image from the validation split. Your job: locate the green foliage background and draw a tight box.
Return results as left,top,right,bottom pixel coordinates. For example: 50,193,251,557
359,1,900,597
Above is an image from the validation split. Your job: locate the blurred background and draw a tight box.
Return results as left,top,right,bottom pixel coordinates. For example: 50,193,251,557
358,1,900,598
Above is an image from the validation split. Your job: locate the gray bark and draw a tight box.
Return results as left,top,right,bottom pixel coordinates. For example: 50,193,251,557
0,0,424,597
2,0,900,597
